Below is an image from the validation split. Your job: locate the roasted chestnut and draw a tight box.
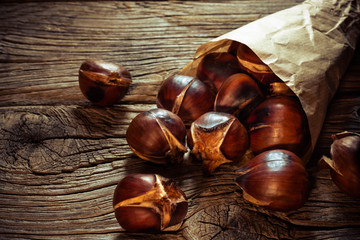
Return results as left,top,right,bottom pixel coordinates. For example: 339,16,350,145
156,75,215,124
246,95,311,158
113,173,188,232
237,44,281,85
197,52,241,92
78,59,132,106
189,112,249,174
126,108,187,164
214,73,264,120
235,149,310,212
322,131,360,198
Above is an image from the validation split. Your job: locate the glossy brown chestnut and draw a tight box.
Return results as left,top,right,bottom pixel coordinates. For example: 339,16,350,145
78,59,132,106
126,108,187,164
237,44,281,85
246,95,311,158
189,112,249,174
156,75,215,124
113,173,188,232
214,73,264,120
322,131,360,198
197,52,241,92
235,149,310,212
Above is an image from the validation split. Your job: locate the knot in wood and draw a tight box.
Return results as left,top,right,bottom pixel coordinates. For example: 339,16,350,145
1,110,67,174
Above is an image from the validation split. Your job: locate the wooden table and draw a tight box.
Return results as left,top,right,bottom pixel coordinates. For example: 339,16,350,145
1,1,359,239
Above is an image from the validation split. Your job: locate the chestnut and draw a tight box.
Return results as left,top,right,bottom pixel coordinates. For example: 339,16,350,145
246,95,311,158
235,149,310,212
189,112,249,174
214,73,264,120
236,44,281,85
126,108,187,164
78,59,132,106
156,75,215,124
113,173,188,232
322,131,360,198
197,52,241,92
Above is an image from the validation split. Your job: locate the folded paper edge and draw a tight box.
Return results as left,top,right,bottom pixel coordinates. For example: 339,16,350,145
180,0,360,162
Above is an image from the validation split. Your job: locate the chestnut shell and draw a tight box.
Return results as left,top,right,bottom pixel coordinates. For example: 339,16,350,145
156,75,215,124
214,73,264,120
323,132,360,198
189,112,249,174
113,174,159,232
197,52,241,91
246,95,311,158
126,108,187,164
235,149,310,212
113,173,188,232
78,59,132,106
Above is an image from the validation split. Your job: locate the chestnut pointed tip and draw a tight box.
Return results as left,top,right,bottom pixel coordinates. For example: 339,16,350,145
233,170,249,188
233,175,242,186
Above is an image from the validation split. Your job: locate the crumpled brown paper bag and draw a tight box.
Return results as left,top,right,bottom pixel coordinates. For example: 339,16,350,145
180,0,360,157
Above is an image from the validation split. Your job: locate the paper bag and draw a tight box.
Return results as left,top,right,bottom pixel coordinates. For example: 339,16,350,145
180,0,360,156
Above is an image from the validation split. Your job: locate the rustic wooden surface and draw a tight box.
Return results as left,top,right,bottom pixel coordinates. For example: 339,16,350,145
1,1,360,239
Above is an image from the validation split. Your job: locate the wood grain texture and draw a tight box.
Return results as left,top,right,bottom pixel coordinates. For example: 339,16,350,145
0,1,359,239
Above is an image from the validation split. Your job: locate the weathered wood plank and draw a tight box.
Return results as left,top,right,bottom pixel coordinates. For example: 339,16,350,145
0,1,301,106
0,1,359,240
